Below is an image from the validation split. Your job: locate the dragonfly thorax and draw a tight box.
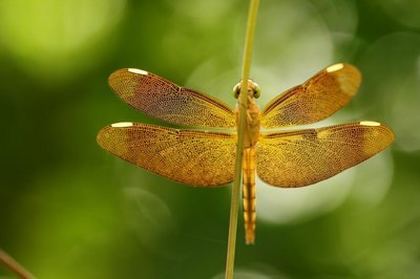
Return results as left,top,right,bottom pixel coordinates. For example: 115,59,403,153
233,80,261,148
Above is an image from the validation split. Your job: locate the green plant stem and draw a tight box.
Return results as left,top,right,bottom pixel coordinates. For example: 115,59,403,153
225,0,260,278
0,249,35,279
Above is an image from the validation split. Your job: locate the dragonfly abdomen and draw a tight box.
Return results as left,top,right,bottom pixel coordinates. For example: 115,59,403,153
242,147,256,245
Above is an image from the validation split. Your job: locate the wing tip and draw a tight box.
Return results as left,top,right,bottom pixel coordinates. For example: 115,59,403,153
359,121,396,149
108,68,149,94
108,68,125,93
96,126,109,149
327,62,362,96
96,122,135,149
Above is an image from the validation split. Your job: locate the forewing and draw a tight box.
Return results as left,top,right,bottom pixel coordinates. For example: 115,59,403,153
257,122,394,187
261,63,361,128
97,122,236,187
108,68,236,128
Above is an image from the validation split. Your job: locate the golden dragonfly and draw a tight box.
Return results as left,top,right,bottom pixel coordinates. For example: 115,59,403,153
97,63,394,244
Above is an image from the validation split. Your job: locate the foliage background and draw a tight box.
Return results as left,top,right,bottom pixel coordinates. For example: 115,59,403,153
1,0,420,278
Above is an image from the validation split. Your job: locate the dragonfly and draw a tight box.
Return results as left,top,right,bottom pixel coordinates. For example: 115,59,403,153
97,63,394,244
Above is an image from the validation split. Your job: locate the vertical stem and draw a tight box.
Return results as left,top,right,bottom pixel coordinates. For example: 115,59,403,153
225,0,260,278
0,249,35,279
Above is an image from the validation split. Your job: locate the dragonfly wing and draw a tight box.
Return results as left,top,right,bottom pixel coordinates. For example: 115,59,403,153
256,122,394,187
97,122,236,187
261,63,361,128
108,68,236,129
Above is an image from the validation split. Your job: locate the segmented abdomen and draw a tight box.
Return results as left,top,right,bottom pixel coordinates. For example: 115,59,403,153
242,147,256,244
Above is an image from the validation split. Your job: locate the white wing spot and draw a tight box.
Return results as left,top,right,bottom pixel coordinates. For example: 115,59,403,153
360,121,381,127
326,63,344,73
111,122,134,128
128,68,148,75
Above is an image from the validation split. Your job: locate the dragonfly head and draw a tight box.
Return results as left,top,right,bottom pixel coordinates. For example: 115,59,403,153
233,80,261,99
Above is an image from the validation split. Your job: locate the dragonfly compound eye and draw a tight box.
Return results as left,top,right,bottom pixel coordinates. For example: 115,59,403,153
252,82,261,98
232,83,241,98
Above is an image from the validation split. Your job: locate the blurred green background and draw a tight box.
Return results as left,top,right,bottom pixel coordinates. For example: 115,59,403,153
1,0,420,278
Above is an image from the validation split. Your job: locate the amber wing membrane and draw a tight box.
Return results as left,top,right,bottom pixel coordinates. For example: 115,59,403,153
261,63,362,128
256,122,394,187
108,68,236,129
97,123,236,186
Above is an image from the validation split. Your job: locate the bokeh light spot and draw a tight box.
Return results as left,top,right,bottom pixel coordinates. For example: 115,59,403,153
349,151,394,207
378,0,420,29
257,167,355,225
0,0,126,82
359,32,420,151
186,0,335,108
124,187,176,257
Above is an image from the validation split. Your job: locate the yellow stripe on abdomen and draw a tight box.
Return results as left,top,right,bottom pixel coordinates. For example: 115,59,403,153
242,147,256,245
